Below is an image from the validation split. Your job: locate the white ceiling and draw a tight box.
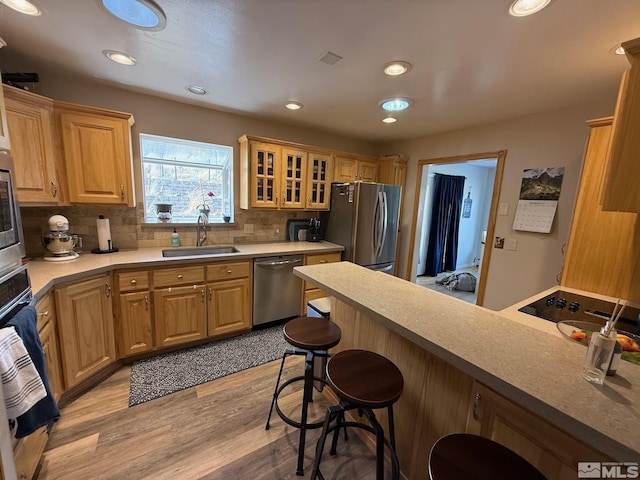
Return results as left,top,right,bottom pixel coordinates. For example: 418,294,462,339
1,0,639,142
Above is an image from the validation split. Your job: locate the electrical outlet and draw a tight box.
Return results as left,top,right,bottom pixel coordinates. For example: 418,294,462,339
507,238,518,251
498,203,509,216
275,227,280,234
244,224,254,234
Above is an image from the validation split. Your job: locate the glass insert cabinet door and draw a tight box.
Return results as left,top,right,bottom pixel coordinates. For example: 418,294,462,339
281,148,307,208
307,153,333,210
250,142,280,207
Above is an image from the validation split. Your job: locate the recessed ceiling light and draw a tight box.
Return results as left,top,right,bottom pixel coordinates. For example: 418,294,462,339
609,43,626,55
382,117,397,124
508,0,551,17
380,98,411,112
186,85,208,95
383,61,412,76
0,0,42,16
100,0,166,30
285,101,303,110
103,50,137,65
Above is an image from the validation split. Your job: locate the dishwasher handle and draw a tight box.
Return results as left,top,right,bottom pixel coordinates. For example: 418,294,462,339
256,258,303,268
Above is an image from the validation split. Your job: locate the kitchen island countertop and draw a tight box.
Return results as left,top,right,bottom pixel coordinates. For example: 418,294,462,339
26,241,343,298
294,261,640,462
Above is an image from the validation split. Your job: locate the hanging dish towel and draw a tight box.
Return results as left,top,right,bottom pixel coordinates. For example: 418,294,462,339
0,326,46,419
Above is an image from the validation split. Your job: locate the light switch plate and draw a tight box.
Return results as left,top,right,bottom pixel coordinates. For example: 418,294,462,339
244,224,254,234
507,238,518,251
499,203,509,216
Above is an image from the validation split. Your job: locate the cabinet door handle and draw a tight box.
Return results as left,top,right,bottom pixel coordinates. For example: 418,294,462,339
208,287,212,301
120,185,125,200
275,194,278,205
178,274,183,279
226,269,232,274
38,310,49,317
201,289,205,302
320,260,328,263
144,296,149,310
473,392,481,420
130,279,137,285
51,182,58,198
105,283,112,298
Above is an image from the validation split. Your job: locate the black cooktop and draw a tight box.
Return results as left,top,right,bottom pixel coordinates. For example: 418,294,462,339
518,289,640,336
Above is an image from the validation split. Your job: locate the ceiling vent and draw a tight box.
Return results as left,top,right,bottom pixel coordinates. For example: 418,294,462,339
318,51,343,66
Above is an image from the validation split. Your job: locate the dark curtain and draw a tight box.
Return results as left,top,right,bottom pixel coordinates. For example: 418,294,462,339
424,174,466,276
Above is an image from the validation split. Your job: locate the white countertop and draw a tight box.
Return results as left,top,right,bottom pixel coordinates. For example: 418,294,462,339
26,241,343,297
294,261,640,461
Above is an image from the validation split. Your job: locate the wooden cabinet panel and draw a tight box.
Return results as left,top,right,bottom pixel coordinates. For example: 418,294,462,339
334,156,378,183
602,36,640,213
358,160,378,182
0,81,9,151
281,148,307,209
153,266,205,288
153,285,206,347
307,152,333,210
12,427,48,480
301,251,341,313
467,381,609,480
561,118,640,302
207,278,251,336
39,320,64,403
57,106,134,206
206,261,251,281
4,86,61,204
117,270,150,292
304,251,342,268
118,291,153,356
248,142,280,208
55,275,115,389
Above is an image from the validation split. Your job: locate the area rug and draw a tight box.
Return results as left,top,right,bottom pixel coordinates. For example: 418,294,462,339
129,325,288,406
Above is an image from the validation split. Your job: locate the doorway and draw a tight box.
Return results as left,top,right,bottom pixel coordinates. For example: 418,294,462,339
406,151,506,306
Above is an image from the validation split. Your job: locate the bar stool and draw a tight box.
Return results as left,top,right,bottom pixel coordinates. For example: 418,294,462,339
265,316,342,476
310,349,404,480
428,433,546,480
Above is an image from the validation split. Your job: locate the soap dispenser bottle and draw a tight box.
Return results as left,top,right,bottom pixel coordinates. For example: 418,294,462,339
171,228,180,247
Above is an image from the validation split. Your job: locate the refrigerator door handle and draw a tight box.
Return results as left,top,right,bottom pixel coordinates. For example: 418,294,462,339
379,191,388,258
374,191,385,258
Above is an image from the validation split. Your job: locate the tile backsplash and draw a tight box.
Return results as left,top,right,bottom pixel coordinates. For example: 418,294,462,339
21,204,315,258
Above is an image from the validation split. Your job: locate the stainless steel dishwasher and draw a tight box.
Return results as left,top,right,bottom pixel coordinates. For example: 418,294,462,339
253,255,303,326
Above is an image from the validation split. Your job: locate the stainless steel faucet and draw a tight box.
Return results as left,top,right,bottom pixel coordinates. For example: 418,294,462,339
196,212,209,246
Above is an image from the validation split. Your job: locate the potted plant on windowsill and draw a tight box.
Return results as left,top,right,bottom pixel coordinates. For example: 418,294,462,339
222,213,231,223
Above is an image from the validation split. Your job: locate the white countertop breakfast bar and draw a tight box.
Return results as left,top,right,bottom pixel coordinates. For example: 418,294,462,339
26,241,343,297
293,261,640,477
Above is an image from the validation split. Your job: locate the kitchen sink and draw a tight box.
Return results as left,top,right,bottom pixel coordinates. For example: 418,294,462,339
162,245,239,257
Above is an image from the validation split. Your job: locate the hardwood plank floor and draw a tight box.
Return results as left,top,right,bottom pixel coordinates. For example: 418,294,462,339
36,357,387,479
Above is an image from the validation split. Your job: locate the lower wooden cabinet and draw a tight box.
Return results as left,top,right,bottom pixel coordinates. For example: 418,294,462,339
466,381,610,479
12,426,48,480
301,251,342,314
207,278,251,336
115,270,152,356
36,293,64,402
153,285,207,347
55,275,116,389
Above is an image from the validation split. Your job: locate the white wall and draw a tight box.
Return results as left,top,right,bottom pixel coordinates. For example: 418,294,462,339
380,98,617,310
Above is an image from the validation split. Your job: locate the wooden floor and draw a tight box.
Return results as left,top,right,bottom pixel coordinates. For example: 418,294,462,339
35,357,382,479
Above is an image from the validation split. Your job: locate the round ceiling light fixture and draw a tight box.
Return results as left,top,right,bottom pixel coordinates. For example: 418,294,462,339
103,50,137,65
508,0,551,17
0,0,42,16
382,117,397,124
100,0,166,31
380,98,411,112
383,61,412,76
285,101,303,110
186,85,208,95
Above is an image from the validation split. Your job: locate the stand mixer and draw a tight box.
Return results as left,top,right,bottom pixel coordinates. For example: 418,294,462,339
41,214,80,261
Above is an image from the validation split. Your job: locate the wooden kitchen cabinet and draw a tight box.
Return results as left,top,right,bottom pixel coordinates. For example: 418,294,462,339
56,101,135,206
36,293,64,402
561,117,640,302
601,36,640,213
115,270,153,356
301,251,342,314
466,381,609,480
55,275,116,389
152,266,206,347
0,81,9,151
306,152,333,210
206,261,252,337
3,85,62,204
334,156,378,183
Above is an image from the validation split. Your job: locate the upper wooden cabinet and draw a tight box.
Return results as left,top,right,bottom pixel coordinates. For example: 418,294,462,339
238,135,333,210
0,82,10,151
334,156,378,183
561,117,640,303
3,86,61,204
56,101,135,206
601,36,640,213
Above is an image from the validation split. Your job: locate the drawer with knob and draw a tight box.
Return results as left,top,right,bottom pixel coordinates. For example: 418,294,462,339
152,266,205,288
206,261,251,282
117,271,150,292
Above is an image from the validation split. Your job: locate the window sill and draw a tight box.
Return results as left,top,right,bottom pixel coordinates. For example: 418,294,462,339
142,221,234,227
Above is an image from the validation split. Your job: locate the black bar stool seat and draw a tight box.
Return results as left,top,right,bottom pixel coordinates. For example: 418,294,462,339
311,349,404,480
429,433,547,480
265,316,341,476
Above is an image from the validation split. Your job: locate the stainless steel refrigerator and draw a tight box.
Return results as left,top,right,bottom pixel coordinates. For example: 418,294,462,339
322,182,401,274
